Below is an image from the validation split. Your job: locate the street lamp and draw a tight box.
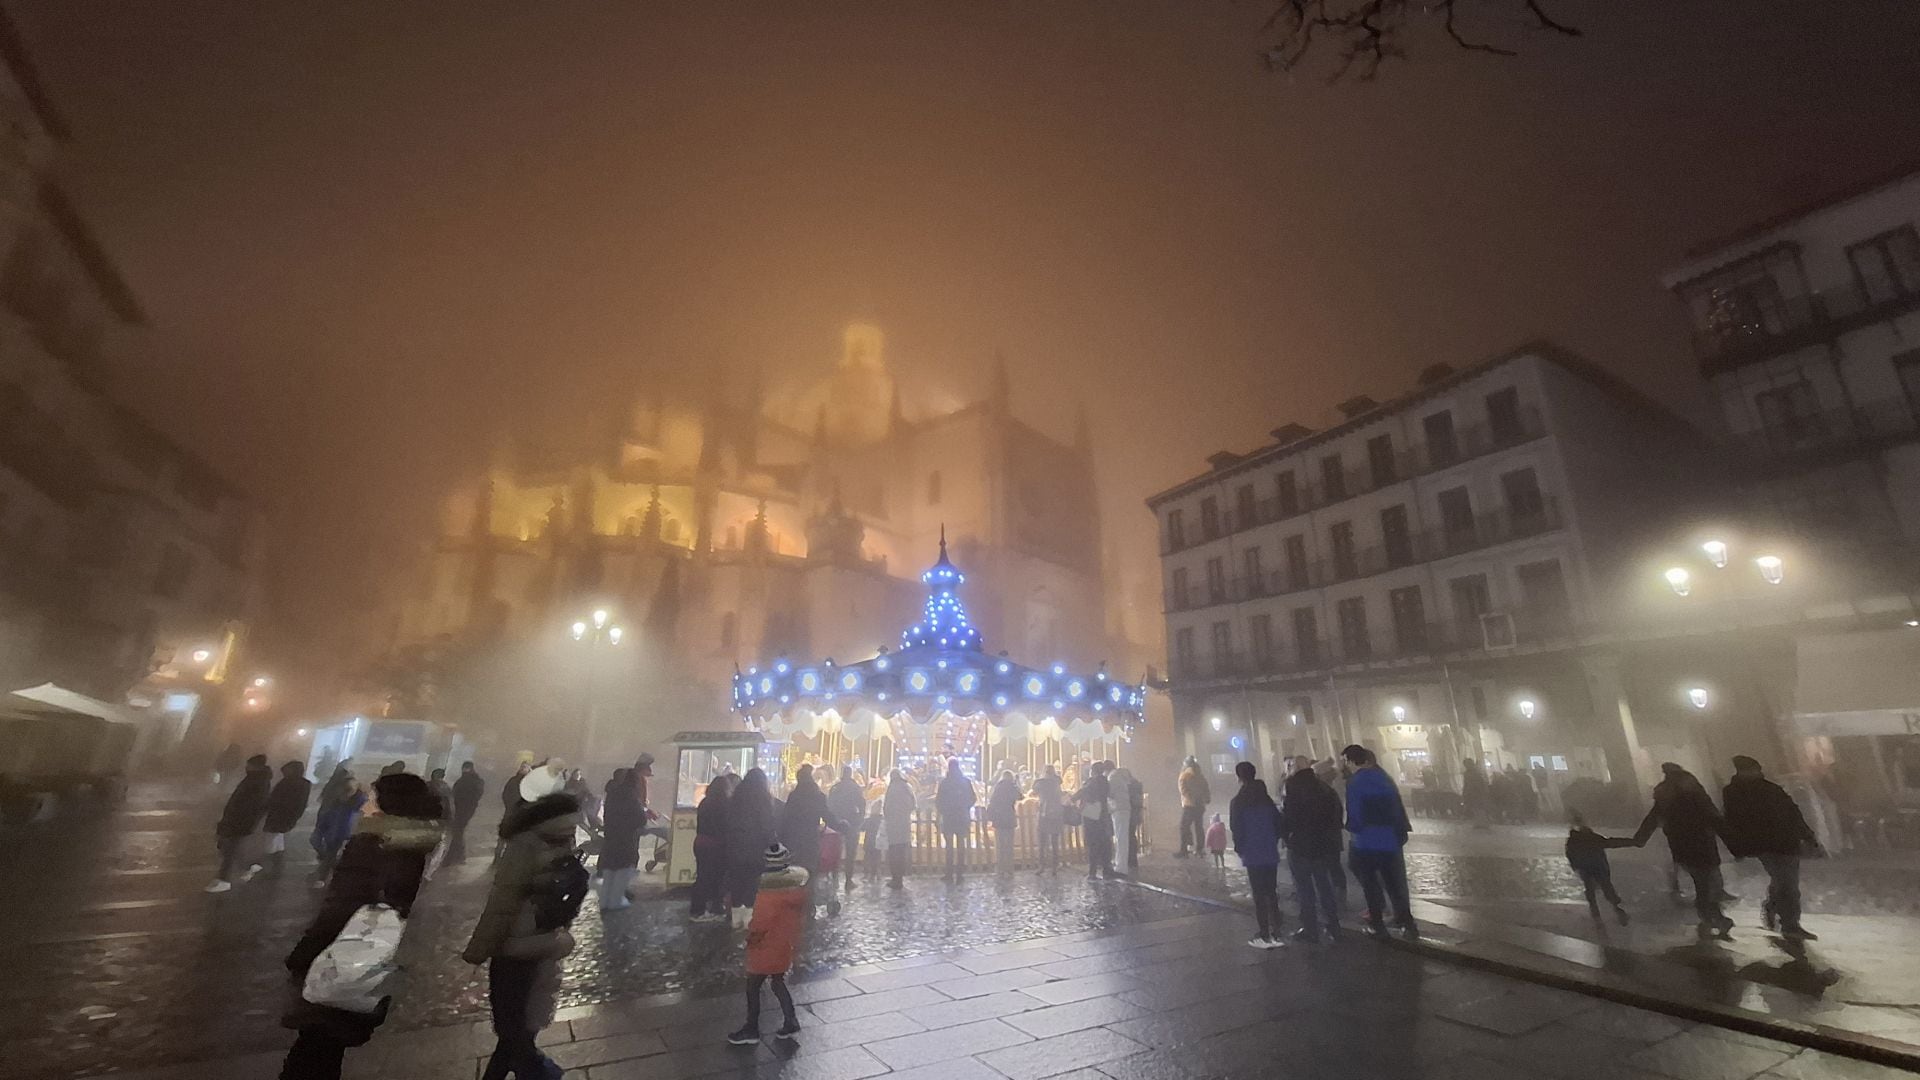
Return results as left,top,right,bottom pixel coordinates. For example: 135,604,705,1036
1209,715,1224,732
1663,567,1692,597
570,610,625,769
252,676,271,689
1391,704,1408,723
1518,698,1537,721
1687,686,1709,710
1755,554,1784,585
592,608,610,630
1701,539,1728,568
190,647,214,664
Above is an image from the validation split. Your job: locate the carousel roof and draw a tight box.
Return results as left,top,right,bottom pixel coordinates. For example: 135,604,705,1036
731,533,1146,737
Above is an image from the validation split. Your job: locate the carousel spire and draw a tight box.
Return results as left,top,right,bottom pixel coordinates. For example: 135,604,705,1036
902,525,982,651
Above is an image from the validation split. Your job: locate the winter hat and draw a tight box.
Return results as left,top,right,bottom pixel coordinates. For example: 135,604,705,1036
762,841,791,873
518,764,566,802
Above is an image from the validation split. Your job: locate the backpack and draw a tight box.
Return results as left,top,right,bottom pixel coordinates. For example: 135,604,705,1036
302,903,405,1014
526,852,590,931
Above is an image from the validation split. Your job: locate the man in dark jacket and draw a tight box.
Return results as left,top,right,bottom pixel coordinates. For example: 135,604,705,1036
1078,762,1114,879
1722,755,1821,939
449,762,485,864
778,764,846,910
826,766,868,892
209,755,273,893
1342,745,1416,940
1281,756,1343,942
1634,762,1733,937
1229,762,1285,948
262,761,315,875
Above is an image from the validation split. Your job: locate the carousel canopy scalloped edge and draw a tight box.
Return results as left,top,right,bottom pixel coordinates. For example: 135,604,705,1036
730,534,1146,739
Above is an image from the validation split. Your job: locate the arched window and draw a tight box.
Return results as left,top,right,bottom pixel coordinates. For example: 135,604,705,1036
927,471,942,506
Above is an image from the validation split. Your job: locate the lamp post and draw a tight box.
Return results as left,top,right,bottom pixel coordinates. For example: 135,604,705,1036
571,609,625,771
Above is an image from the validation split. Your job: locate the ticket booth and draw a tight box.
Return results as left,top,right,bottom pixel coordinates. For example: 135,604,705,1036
664,731,763,887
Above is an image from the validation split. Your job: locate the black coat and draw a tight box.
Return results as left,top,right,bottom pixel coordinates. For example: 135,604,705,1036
779,778,842,869
262,775,314,834
451,772,484,824
725,787,776,870
1634,774,1726,867
217,764,274,838
1279,769,1344,859
1721,775,1816,858
600,776,646,872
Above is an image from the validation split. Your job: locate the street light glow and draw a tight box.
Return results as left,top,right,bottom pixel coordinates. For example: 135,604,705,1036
607,626,624,644
1663,567,1692,597
191,647,213,664
295,728,308,737
1701,539,1728,568
1209,715,1223,731
1687,686,1709,710
1518,698,1537,720
1755,554,1784,585
252,676,270,688
1391,704,1407,722
571,621,588,640
592,608,610,629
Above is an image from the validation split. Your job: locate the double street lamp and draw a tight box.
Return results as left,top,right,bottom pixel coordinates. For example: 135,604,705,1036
571,608,625,769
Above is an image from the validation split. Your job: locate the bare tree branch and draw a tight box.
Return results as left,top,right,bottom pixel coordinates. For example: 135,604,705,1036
1525,0,1584,37
1261,0,1579,80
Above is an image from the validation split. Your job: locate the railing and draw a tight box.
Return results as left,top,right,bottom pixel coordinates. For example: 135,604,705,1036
1162,408,1546,555
1729,397,1920,465
873,804,1150,871
1692,285,1920,369
1170,606,1581,684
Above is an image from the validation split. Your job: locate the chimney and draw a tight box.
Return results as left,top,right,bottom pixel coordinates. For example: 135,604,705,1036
1268,423,1314,446
1416,363,1456,387
1334,395,1379,421
1206,451,1243,472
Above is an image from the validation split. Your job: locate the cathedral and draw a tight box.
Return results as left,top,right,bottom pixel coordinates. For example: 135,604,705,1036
389,324,1123,760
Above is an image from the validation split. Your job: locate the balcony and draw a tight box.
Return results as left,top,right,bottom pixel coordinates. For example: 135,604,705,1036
1731,397,1920,468
1160,408,1546,555
1169,606,1582,685
1693,285,1920,374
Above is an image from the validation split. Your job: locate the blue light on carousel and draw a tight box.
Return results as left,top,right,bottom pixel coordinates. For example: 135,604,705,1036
908,670,932,693
1067,679,1085,699
957,671,979,694
840,670,861,691
799,670,821,693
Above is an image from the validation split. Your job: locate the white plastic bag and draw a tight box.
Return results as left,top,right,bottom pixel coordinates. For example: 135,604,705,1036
302,903,404,1014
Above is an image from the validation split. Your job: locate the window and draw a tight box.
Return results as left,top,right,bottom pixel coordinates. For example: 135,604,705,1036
1380,504,1413,566
1200,496,1221,540
1895,350,1920,425
1235,483,1256,528
1388,585,1427,653
1848,225,1920,305
1486,387,1524,444
1249,613,1274,666
1518,559,1572,626
1289,695,1316,726
1284,534,1310,590
1210,620,1233,670
1242,546,1265,594
1205,557,1227,602
1500,467,1546,522
151,543,194,600
927,471,942,506
1292,607,1320,665
1170,568,1190,609
1367,434,1396,488
1449,573,1492,634
1328,521,1358,580
1423,410,1458,467
1175,627,1196,670
1166,509,1185,550
1437,486,1475,550
1336,596,1370,660
1753,381,1824,447
1320,454,1346,502
1276,471,1299,516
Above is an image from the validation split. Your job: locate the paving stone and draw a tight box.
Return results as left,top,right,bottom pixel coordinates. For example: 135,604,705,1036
546,1031,668,1070
1627,1030,1795,1080
950,948,1070,975
585,1039,770,1080
1434,988,1591,1036
784,1011,925,1051
1018,972,1145,1007
804,984,949,1023
907,989,1047,1031
1767,1048,1920,1080
930,967,1053,999
844,962,975,994
1560,1002,1691,1044
1094,1048,1211,1080
1479,1017,1650,1079
1105,993,1282,1051
974,1026,1151,1080
1003,995,1151,1039
864,1017,1033,1070
877,1058,1008,1080
741,1044,890,1080
1113,965,1267,1013
787,978,864,1006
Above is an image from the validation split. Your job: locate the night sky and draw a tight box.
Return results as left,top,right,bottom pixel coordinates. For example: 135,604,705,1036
10,1,1919,690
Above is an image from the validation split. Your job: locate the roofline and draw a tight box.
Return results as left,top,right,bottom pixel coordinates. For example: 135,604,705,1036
1672,160,1920,266
1143,339,1692,509
0,5,70,143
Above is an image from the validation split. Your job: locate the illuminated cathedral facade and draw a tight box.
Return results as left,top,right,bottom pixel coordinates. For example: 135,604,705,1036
390,324,1119,750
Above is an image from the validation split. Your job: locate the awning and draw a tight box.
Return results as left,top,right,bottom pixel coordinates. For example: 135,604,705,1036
3,683,137,725
1792,630,1920,738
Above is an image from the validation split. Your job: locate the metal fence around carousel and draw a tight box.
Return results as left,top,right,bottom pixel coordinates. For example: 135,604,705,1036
859,798,1151,872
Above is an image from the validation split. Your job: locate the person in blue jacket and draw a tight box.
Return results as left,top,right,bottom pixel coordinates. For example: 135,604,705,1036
1228,761,1286,950
1342,745,1416,940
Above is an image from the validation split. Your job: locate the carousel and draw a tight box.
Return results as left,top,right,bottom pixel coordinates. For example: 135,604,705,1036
731,534,1147,797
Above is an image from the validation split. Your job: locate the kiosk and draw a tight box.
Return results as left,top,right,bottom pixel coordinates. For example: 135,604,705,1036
663,730,763,887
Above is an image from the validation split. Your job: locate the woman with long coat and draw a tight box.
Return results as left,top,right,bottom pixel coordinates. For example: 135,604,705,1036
691,773,735,921
725,768,777,928
883,770,916,889
598,769,643,912
934,759,976,882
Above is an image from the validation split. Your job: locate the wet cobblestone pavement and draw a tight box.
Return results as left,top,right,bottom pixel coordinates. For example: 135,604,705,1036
0,785,1213,1080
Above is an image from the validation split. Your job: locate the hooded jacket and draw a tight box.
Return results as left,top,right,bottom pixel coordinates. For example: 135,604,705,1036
464,794,583,963
1229,779,1282,868
1280,768,1344,859
1565,826,1636,876
1344,766,1411,853
263,768,314,834
217,761,274,839
1721,774,1816,858
283,811,444,1042
1633,770,1726,868
746,864,810,975
1179,765,1212,809
779,775,842,867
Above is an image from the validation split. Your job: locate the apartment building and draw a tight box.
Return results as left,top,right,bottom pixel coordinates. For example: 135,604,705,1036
1148,343,1721,797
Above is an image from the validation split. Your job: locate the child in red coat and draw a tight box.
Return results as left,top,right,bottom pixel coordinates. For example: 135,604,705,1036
728,842,809,1044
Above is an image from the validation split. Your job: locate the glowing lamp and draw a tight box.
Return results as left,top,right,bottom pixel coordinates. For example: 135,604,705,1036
570,622,588,641
1755,555,1784,585
1209,715,1224,732
1701,540,1728,568
1391,704,1407,722
592,608,609,629
1518,699,1537,720
1687,687,1709,710
1663,567,1691,597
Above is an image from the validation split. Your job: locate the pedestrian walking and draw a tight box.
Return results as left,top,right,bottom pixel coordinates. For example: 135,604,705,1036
827,766,867,893
262,761,315,876
987,770,1021,873
598,768,644,912
1205,814,1227,868
497,761,532,859
448,762,484,864
1281,755,1343,942
208,754,273,893
1565,811,1633,925
778,763,845,913
1110,764,1141,872
1177,755,1211,857
428,767,453,806
310,769,366,886
726,768,778,927
1032,764,1064,873
1633,762,1734,938
1342,745,1416,940
1078,761,1115,879
691,773,735,921
883,769,915,889
1461,760,1491,829
1722,755,1822,940
279,772,444,1080
213,742,242,787
464,790,588,1080
935,758,976,881
634,753,673,871
1229,762,1286,949
727,842,808,1045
